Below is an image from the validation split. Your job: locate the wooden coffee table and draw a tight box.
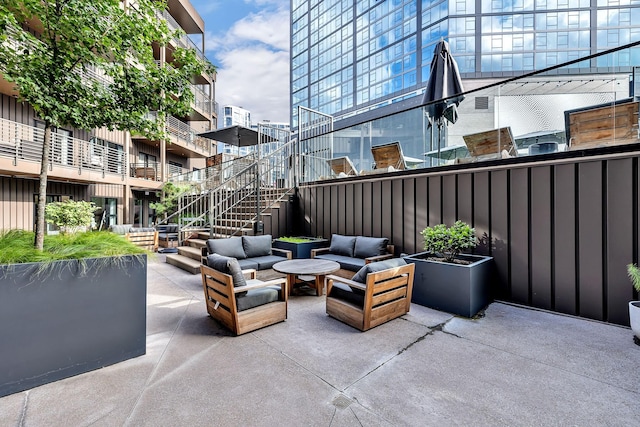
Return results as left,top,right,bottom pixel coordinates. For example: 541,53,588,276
272,259,340,296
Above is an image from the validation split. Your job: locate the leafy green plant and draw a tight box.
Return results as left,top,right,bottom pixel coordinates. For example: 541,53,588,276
627,264,640,293
45,200,97,234
421,220,477,263
150,182,192,218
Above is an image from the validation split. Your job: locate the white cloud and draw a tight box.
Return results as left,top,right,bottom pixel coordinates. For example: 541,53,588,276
206,3,290,124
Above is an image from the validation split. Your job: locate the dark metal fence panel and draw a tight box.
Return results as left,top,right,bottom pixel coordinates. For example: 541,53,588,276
297,151,640,326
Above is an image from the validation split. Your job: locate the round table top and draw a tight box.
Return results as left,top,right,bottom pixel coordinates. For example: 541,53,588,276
272,259,340,276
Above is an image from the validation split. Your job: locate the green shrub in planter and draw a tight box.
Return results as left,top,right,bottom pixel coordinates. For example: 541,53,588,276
420,220,476,263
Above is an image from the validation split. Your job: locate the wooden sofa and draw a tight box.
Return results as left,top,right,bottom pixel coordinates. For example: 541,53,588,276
325,259,415,331
311,234,394,273
201,256,287,335
124,228,158,252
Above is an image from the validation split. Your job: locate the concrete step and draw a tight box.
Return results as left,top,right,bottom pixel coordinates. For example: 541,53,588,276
165,253,202,274
177,245,202,262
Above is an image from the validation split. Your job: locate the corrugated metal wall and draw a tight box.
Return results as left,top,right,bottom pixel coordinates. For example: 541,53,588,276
297,151,640,326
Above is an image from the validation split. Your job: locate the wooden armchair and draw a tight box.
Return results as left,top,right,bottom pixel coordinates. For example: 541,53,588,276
325,262,415,331
201,263,287,335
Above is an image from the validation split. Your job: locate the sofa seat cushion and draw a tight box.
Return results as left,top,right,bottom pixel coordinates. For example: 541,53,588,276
207,237,246,259
354,236,389,258
352,258,407,283
243,235,273,258
251,255,287,270
329,234,356,257
237,259,259,270
314,253,365,271
329,281,365,308
236,284,280,312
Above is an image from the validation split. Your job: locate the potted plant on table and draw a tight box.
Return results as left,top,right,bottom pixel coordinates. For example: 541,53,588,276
0,200,149,398
273,236,328,259
626,264,640,345
403,220,494,317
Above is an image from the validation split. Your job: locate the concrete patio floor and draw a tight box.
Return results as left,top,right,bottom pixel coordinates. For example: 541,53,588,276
2,255,639,426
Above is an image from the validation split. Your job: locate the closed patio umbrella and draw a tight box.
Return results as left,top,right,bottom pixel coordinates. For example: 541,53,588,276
422,39,465,163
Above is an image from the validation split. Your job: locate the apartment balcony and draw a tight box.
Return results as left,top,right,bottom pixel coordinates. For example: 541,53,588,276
0,118,129,185
157,9,213,86
131,113,214,158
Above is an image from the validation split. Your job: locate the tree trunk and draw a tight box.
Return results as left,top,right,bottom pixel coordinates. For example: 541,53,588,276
34,125,51,251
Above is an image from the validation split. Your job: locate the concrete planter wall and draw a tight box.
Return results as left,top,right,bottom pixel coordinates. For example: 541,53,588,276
629,302,640,341
0,254,147,397
273,238,328,259
403,252,494,317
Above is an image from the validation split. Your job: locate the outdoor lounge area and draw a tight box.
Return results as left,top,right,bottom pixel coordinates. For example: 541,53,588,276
1,255,638,425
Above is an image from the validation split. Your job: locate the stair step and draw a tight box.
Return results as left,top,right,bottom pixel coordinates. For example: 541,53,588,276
166,253,202,274
188,238,208,249
177,245,202,262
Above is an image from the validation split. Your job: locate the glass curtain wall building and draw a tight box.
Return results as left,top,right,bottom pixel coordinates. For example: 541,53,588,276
290,0,640,178
291,0,640,125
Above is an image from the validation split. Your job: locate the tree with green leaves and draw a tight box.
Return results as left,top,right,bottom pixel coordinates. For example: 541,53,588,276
0,0,214,250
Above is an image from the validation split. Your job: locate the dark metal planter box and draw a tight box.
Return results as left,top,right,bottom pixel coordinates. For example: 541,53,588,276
0,254,147,398
273,238,328,259
403,252,494,317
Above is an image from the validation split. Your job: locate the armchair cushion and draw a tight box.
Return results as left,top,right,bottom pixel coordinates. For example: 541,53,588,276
236,284,280,312
242,235,273,258
329,234,356,257
354,236,389,259
206,254,247,288
351,258,408,283
329,281,365,308
207,237,246,259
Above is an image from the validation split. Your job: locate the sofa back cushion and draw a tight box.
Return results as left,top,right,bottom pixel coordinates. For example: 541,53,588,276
206,254,247,288
243,235,273,258
351,258,407,283
354,236,389,259
207,237,247,259
330,234,356,257
109,224,133,235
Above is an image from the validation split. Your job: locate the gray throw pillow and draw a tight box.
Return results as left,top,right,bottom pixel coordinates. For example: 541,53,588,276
351,258,407,283
354,236,389,259
206,254,247,288
206,237,246,259
243,234,273,258
329,234,356,257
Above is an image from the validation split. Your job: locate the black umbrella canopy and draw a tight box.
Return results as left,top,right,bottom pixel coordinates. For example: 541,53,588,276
422,39,465,124
198,125,276,147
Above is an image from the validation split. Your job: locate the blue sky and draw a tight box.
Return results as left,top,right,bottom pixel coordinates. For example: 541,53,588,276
188,0,290,125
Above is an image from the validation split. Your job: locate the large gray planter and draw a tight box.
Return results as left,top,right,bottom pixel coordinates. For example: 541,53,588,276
273,237,328,259
0,254,147,397
403,252,494,317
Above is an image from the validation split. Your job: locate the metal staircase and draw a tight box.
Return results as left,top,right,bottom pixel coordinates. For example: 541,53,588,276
161,128,294,273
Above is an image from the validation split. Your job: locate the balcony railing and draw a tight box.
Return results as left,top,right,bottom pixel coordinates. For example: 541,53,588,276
130,162,160,181
159,10,208,66
165,115,213,154
192,85,212,115
0,118,127,177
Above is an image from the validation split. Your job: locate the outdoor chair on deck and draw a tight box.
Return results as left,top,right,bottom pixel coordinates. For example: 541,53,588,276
370,141,407,171
462,127,517,161
325,258,415,331
201,254,287,335
328,156,358,177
